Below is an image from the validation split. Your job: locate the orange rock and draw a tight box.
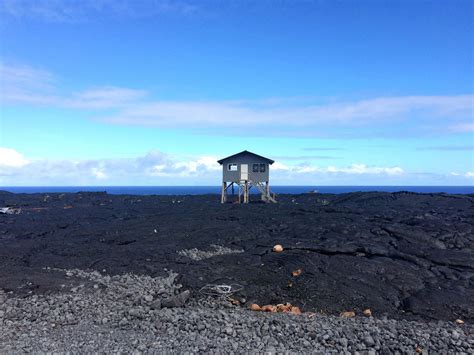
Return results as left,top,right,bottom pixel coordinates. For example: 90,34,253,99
290,306,302,315
340,311,356,318
251,302,304,315
261,305,277,312
363,308,372,317
228,297,240,305
277,303,292,312
273,244,283,253
415,346,423,353
249,303,261,311
292,269,302,277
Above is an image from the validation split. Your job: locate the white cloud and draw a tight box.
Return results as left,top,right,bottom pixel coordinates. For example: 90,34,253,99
419,145,474,151
0,147,29,168
272,162,291,171
0,63,147,108
0,62,57,105
450,171,474,178
175,156,220,173
1,62,473,138
99,95,474,131
91,167,107,180
291,164,404,175
2,147,474,186
0,147,410,185
0,0,199,23
0,148,223,184
65,87,148,109
0,63,55,91
450,123,474,133
151,156,220,177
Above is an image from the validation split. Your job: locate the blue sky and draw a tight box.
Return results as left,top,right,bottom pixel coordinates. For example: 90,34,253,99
0,0,473,186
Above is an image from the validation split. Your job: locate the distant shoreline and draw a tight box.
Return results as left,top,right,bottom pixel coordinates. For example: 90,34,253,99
1,185,473,195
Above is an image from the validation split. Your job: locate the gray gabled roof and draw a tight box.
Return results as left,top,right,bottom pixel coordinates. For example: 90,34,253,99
217,150,275,165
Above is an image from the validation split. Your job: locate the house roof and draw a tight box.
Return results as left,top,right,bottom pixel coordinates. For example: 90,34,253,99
217,150,275,165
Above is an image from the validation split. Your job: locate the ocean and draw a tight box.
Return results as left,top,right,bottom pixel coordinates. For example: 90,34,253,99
1,186,473,195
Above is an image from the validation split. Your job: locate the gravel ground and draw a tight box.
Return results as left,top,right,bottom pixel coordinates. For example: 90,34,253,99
1,269,472,353
2,191,473,322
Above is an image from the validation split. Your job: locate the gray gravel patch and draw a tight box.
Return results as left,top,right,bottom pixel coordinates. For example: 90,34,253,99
178,244,244,261
0,269,472,353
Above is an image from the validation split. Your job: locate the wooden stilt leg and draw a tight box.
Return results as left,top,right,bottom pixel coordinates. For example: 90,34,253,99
221,182,226,203
245,181,249,203
266,181,270,201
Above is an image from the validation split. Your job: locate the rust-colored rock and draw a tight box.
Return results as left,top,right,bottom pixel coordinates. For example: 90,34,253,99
292,269,302,277
363,308,372,317
249,303,261,311
255,302,299,314
276,303,292,312
290,306,302,315
261,305,277,312
340,311,356,318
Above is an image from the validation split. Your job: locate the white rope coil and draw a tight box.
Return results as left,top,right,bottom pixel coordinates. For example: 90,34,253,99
199,284,243,298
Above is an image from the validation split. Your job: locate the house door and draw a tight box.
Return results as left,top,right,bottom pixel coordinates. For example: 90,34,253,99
240,164,248,181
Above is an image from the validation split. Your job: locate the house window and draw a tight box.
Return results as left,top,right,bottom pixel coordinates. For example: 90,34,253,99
252,164,259,173
259,164,266,172
228,163,238,171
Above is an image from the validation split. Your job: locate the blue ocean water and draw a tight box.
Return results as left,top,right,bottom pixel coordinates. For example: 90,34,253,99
1,186,473,195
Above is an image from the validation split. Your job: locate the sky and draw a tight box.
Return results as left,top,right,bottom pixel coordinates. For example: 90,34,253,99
0,0,473,186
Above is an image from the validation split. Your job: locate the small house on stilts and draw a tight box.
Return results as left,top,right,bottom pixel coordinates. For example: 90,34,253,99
217,150,277,203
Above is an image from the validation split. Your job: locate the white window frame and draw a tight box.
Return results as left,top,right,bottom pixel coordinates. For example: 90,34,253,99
228,163,238,171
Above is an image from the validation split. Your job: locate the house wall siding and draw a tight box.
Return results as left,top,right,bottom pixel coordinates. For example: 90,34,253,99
221,154,270,182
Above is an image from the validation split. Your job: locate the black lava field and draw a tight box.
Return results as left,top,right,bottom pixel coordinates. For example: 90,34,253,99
0,190,473,322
